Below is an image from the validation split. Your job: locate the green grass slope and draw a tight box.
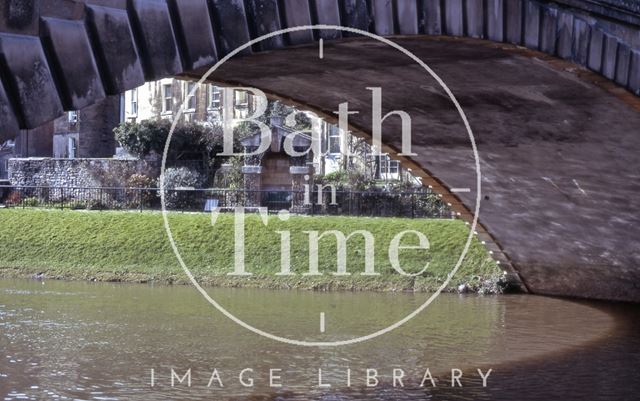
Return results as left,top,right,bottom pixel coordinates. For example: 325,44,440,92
0,209,501,292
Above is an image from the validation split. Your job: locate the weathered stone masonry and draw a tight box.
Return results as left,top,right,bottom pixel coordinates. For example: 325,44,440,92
0,0,640,142
8,158,157,188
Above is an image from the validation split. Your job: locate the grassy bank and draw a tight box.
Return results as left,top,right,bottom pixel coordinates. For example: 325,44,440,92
0,208,502,292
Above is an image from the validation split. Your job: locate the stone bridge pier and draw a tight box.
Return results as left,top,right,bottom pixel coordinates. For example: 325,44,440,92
0,0,639,301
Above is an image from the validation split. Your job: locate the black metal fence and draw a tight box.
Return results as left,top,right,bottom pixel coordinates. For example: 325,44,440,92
0,185,452,218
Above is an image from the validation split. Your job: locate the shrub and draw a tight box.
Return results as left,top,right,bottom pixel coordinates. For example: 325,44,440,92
67,199,109,211
317,170,375,191
126,173,155,189
161,167,204,210
6,191,21,206
415,193,448,217
114,120,225,167
22,197,39,207
320,170,348,185
89,160,157,189
86,199,107,210
68,200,87,210
113,119,171,158
212,157,244,189
348,171,376,191
126,174,156,208
384,180,422,192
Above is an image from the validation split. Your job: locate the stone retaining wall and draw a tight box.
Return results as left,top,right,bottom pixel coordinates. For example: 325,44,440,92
8,158,158,188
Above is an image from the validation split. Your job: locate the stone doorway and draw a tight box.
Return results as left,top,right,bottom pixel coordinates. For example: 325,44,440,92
260,153,292,209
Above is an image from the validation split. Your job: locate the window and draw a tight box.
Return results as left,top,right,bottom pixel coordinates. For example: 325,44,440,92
119,94,125,122
162,84,173,113
377,154,387,176
389,159,400,174
68,137,77,159
130,88,138,115
328,125,341,154
68,111,78,124
246,92,254,114
234,90,248,107
233,90,251,118
374,154,400,176
184,82,197,111
209,85,221,109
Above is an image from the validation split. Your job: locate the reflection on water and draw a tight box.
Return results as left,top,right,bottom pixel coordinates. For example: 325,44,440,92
0,279,638,400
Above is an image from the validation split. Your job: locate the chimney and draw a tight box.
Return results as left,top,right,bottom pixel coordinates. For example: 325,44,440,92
270,115,284,127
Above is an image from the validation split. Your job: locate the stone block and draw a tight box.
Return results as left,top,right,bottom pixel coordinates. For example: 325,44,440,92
487,0,504,42
629,50,640,95
396,0,418,35
588,29,604,72
340,0,371,36
0,33,63,129
280,0,314,45
524,0,540,49
208,0,252,56
540,6,558,55
86,5,145,94
128,0,183,80
422,0,442,35
371,0,393,36
572,18,590,66
505,0,523,44
244,0,284,51
169,0,218,70
41,18,106,110
465,0,484,38
0,0,39,35
602,34,618,80
556,11,574,59
444,0,464,37
311,0,341,40
0,79,20,141
615,44,631,86
242,165,262,174
290,166,311,175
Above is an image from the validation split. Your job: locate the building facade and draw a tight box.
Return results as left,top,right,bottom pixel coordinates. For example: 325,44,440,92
121,78,415,194
122,79,255,124
4,76,415,192
52,96,120,159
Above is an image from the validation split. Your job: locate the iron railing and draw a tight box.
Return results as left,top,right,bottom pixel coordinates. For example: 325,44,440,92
0,185,452,218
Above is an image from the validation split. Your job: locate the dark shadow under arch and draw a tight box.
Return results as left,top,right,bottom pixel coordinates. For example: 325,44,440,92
181,35,640,302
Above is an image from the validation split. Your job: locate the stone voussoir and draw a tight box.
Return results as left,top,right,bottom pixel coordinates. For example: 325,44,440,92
0,33,63,129
40,17,106,111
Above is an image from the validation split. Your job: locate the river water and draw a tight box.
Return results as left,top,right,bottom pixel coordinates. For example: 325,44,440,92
1,278,639,400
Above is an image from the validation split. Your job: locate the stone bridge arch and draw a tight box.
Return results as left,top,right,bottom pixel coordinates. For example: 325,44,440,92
0,0,639,301
1,0,639,135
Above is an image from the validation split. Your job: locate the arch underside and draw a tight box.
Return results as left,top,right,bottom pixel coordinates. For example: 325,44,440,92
0,0,639,302
183,36,640,302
